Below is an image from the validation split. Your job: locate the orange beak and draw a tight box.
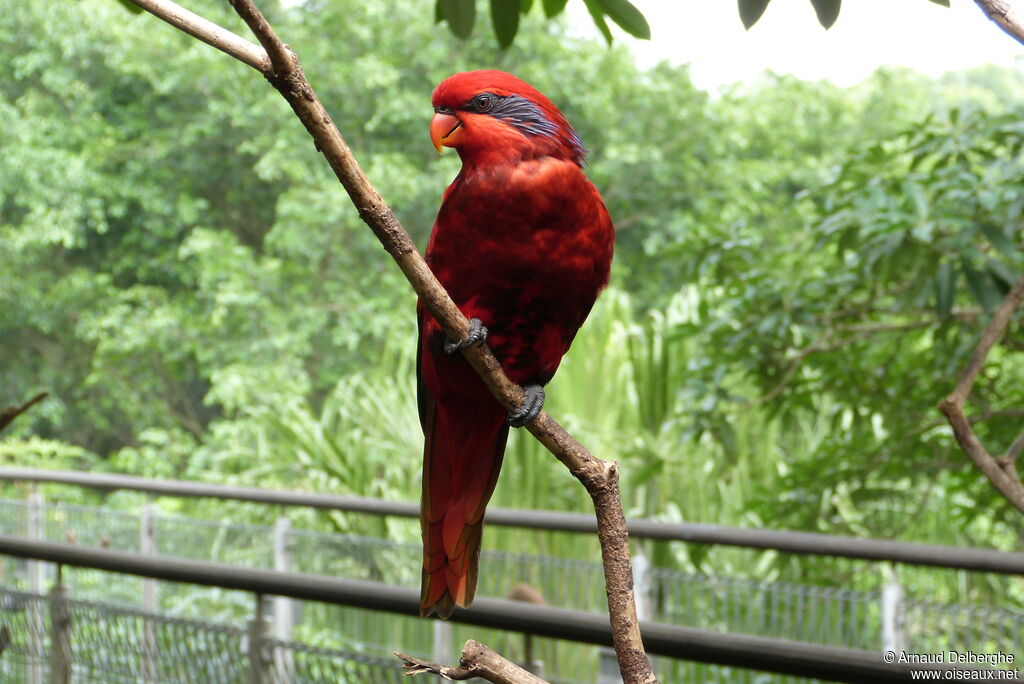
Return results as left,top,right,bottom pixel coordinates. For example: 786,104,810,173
430,112,463,153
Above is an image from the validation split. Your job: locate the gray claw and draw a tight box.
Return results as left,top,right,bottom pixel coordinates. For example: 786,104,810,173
507,385,545,428
445,318,488,355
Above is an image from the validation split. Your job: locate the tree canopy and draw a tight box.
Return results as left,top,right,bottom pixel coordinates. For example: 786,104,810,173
2,1,1023,604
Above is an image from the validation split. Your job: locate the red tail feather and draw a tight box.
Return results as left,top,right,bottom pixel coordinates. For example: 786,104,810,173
419,393,508,618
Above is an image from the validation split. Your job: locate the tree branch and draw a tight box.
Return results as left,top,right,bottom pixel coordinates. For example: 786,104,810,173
227,0,294,72
0,392,48,433
1006,431,1024,462
973,0,1024,46
938,275,1024,513
131,0,268,70
127,1,656,681
396,641,549,684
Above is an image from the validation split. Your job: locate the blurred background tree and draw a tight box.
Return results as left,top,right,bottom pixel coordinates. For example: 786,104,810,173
1,0,1022,606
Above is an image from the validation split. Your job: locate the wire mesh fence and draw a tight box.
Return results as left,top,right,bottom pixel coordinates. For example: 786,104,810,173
902,597,1024,657
6,497,1024,650
2,496,1023,683
0,586,409,684
268,638,409,684
650,569,883,650
0,588,47,682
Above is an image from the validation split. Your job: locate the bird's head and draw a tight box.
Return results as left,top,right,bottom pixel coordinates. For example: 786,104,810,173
430,70,585,168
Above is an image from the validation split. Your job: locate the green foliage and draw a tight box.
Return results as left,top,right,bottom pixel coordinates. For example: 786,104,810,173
436,0,648,46
739,0,772,30
588,0,650,40
0,438,97,472
439,0,952,41
490,0,521,48
808,0,842,29
741,0,946,30
3,0,1024,611
690,102,1024,557
437,0,476,39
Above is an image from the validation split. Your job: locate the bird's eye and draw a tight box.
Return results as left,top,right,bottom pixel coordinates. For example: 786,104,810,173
471,94,495,113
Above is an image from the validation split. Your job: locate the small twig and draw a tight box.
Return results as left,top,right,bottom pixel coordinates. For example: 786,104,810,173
757,333,834,404
130,0,268,70
997,432,1024,486
1006,432,1024,462
944,276,1024,405
0,624,9,655
128,1,656,681
0,392,49,433
973,0,1024,46
396,640,549,684
939,275,1024,513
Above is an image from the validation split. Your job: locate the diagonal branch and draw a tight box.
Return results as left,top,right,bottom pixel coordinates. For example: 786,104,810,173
227,0,294,71
126,1,656,681
939,275,1024,513
0,393,49,433
973,0,1024,47
130,0,268,70
396,641,549,684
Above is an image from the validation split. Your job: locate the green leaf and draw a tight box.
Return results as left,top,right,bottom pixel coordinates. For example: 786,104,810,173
738,0,772,29
929,0,950,6
630,456,665,486
935,260,955,319
491,0,520,47
437,0,476,39
836,226,857,259
115,0,144,14
582,0,613,44
809,0,841,29
961,257,1003,313
520,0,535,12
596,0,651,39
986,258,1020,293
979,223,1019,262
542,0,570,17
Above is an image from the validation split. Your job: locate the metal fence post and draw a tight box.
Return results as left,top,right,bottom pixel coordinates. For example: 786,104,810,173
48,570,71,684
27,491,45,684
432,619,453,668
881,569,906,655
273,517,294,681
247,594,272,684
140,503,158,684
633,549,652,622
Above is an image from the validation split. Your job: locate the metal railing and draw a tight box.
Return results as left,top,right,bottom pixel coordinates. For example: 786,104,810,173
0,534,1004,683
4,494,1022,659
3,467,1023,574
1,469,1023,682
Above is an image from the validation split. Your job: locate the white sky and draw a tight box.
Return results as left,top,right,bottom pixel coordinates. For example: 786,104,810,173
569,0,1023,90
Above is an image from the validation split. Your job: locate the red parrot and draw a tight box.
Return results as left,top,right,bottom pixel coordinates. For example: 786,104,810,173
418,70,614,619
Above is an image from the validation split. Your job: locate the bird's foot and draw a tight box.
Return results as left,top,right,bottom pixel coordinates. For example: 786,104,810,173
507,385,545,428
444,318,488,355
